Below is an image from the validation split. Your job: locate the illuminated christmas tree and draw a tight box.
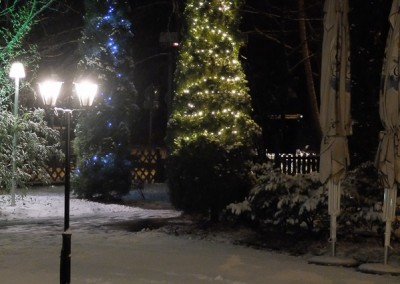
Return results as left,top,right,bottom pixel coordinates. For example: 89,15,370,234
73,0,137,201
167,0,260,220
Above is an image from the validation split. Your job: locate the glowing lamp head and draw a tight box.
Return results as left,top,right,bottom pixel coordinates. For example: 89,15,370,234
9,62,25,79
38,80,63,107
74,81,98,107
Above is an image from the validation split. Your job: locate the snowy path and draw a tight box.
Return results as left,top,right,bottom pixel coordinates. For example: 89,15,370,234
0,186,399,283
1,229,400,284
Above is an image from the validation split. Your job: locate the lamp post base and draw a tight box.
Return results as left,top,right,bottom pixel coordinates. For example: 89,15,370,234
60,231,72,284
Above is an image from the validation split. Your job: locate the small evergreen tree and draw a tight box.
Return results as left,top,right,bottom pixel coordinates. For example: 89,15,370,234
167,0,260,221
73,0,137,201
0,109,61,190
0,1,61,191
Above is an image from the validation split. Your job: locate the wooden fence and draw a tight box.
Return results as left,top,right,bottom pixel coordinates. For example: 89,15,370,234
32,150,319,185
130,148,166,184
30,147,167,185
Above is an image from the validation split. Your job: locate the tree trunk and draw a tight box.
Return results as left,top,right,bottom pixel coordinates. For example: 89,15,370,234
298,0,322,144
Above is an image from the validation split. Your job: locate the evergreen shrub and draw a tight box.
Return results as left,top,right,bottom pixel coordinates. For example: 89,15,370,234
0,108,61,190
72,1,136,201
340,161,394,236
227,162,327,233
167,137,254,221
73,153,131,202
227,161,399,236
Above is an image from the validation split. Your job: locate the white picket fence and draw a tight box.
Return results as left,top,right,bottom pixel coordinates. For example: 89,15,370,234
266,151,319,175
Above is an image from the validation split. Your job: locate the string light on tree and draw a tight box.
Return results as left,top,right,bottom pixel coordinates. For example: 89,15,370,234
73,0,137,201
169,0,260,151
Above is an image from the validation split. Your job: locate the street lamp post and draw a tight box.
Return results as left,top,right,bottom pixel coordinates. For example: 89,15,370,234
38,80,98,284
9,62,25,206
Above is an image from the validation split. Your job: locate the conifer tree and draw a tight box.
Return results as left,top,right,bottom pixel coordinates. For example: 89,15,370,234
73,0,137,201
167,0,260,220
0,1,61,191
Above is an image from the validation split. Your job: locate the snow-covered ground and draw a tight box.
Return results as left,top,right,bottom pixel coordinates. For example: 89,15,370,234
0,185,400,283
0,185,178,223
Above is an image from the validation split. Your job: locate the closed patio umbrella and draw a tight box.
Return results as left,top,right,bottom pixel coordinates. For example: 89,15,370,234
374,0,400,266
319,0,352,258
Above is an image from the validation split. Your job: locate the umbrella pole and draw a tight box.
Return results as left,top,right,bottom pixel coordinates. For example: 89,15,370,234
330,214,337,257
382,187,397,264
384,220,391,264
328,180,341,257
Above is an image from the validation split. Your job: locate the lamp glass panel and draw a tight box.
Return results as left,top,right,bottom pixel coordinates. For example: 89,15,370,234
75,81,98,107
9,62,25,79
38,81,63,107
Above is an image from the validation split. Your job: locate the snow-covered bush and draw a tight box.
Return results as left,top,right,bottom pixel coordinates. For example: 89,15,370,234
340,161,394,235
228,161,399,237
0,108,61,190
227,163,327,233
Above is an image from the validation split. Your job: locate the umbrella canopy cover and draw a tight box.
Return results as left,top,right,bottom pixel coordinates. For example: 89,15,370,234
375,0,400,190
319,0,352,184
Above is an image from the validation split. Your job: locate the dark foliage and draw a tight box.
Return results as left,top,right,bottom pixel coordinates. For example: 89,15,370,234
73,153,131,202
72,1,137,200
167,137,254,222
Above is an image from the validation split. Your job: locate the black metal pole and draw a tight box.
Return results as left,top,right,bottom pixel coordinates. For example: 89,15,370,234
60,110,72,284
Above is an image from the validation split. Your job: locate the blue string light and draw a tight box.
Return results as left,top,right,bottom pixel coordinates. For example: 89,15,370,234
89,2,133,130
94,3,132,61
